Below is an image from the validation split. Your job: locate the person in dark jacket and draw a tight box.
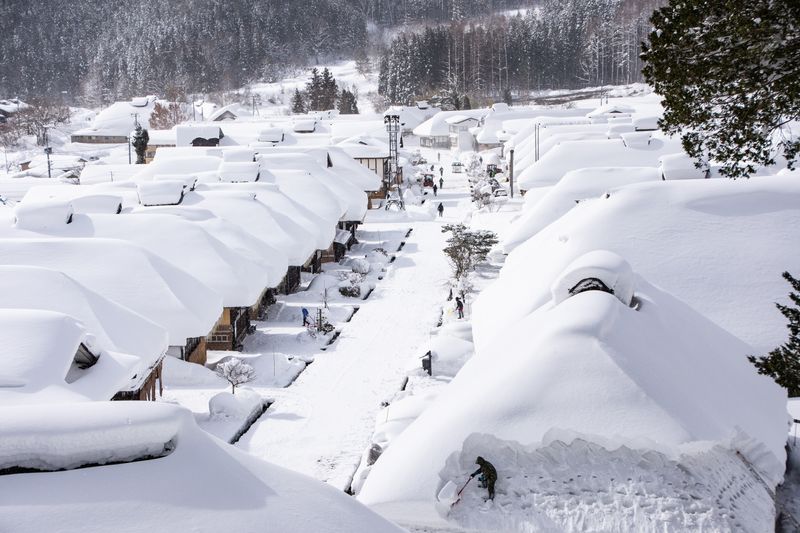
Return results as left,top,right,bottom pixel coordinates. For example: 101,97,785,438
432,183,438,196
455,297,464,319
437,202,444,217
439,177,444,189
471,456,497,500
301,307,310,326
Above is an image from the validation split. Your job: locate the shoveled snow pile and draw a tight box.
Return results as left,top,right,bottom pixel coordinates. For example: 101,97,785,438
359,252,788,532
476,176,800,354
0,402,404,533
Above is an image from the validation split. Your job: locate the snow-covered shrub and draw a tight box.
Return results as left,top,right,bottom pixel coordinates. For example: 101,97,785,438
214,357,256,394
339,285,361,298
209,389,262,419
348,257,370,275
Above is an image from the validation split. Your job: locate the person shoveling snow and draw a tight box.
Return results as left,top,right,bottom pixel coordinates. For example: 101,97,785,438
471,456,497,500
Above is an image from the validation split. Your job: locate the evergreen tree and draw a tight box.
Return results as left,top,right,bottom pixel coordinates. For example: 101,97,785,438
749,272,800,397
306,68,322,111
131,124,149,164
642,0,800,178
320,67,338,110
291,88,306,114
337,88,359,114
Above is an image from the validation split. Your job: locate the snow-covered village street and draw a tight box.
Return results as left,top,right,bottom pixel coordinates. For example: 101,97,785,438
1,1,800,531
236,157,470,489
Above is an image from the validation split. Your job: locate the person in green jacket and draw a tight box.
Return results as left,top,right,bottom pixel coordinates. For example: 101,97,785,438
470,456,497,500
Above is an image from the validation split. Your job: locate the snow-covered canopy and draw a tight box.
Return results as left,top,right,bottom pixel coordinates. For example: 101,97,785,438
177,189,298,267
0,402,404,533
153,174,197,190
517,137,685,190
73,98,157,138
131,205,287,284
359,253,788,514
259,153,367,222
0,238,221,346
0,207,273,307
502,167,660,252
13,200,73,230
199,182,328,256
218,161,260,183
659,152,708,180
476,176,800,355
0,265,167,363
221,148,255,162
413,110,486,137
137,180,185,206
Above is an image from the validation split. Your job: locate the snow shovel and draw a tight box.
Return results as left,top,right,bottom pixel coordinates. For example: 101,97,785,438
437,476,474,508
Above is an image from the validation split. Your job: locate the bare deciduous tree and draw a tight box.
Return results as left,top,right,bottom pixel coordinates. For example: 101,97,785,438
215,358,256,394
15,99,70,146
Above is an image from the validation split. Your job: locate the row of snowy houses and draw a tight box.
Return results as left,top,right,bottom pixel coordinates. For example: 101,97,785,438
0,144,381,407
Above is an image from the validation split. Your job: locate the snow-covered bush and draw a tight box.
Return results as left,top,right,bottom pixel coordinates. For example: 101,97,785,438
214,357,256,394
348,257,370,275
209,389,262,419
339,285,361,298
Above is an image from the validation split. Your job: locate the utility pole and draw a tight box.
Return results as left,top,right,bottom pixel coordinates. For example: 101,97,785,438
534,123,540,162
383,114,405,210
44,146,52,179
508,148,514,198
127,136,132,165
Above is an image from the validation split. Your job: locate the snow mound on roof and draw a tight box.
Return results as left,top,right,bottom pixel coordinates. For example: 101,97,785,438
0,309,143,404
137,180,185,206
0,400,179,472
518,137,684,190
0,238,221,345
0,402,404,533
502,167,660,252
0,265,167,361
69,194,123,214
359,261,788,520
477,176,800,354
13,200,73,230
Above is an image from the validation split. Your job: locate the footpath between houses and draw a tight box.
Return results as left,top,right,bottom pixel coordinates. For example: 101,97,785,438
236,170,472,489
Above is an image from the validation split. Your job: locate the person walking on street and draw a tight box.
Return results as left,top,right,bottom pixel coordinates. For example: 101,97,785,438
437,202,444,217
431,164,435,171
301,307,310,326
439,177,444,189
439,166,444,177
432,183,438,196
437,151,441,162
470,456,497,500
455,297,464,319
